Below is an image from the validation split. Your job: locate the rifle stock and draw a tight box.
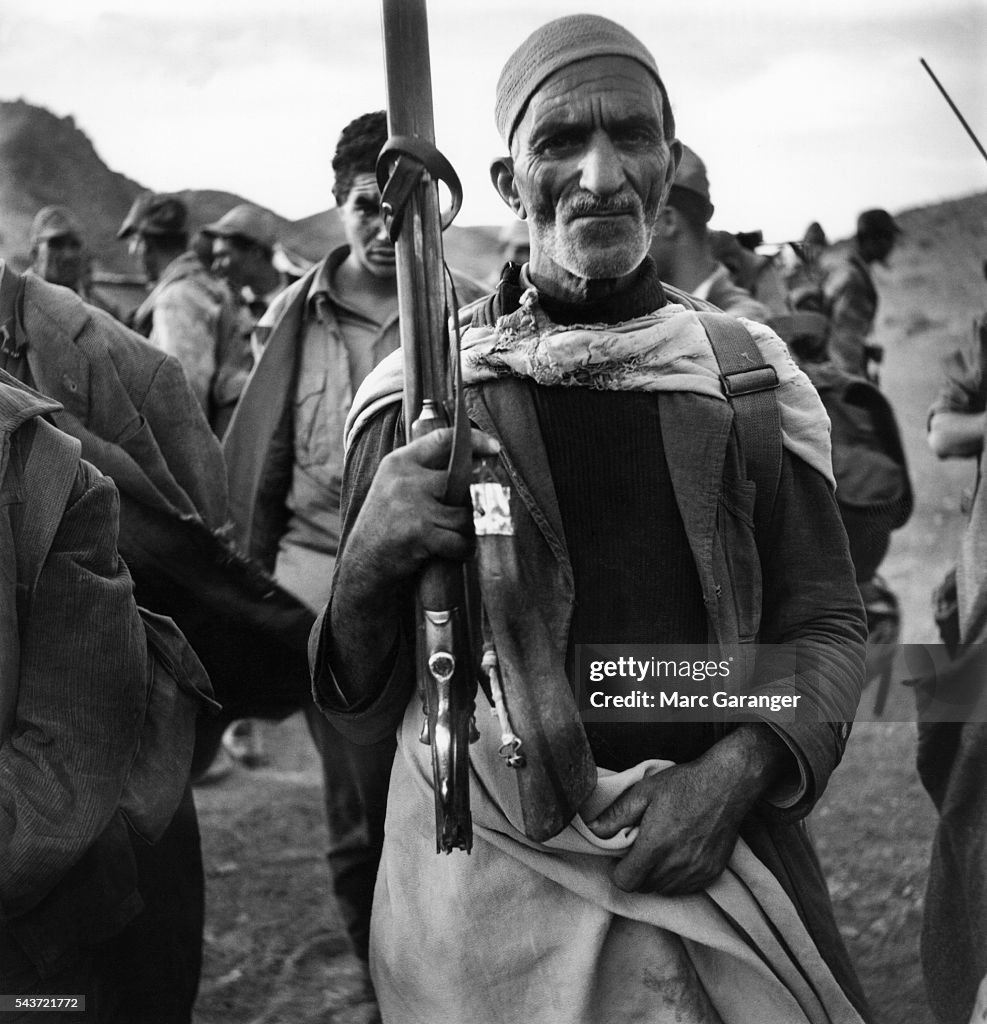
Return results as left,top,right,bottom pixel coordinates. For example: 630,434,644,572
379,0,476,853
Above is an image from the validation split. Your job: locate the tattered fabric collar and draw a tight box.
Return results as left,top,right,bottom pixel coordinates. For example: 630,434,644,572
345,276,835,488
459,282,834,485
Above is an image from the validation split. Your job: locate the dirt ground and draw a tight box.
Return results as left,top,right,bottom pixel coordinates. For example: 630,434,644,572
191,211,987,1024
193,716,377,1024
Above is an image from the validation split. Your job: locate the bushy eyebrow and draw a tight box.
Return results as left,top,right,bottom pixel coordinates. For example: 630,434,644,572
529,111,662,145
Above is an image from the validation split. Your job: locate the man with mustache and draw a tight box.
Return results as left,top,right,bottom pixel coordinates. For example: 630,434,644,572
222,110,483,975
311,15,871,1023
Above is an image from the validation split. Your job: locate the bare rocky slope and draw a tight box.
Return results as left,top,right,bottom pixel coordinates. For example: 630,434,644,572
0,99,500,283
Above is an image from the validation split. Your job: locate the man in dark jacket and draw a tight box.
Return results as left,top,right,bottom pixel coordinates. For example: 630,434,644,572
310,14,869,1023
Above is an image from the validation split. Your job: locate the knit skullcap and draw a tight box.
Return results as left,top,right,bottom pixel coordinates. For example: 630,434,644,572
495,14,668,145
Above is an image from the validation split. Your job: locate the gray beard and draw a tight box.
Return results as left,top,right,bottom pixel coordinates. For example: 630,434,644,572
540,223,650,281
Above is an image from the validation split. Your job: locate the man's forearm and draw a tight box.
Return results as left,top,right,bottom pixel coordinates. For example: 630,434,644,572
927,409,986,459
703,722,793,810
319,544,407,707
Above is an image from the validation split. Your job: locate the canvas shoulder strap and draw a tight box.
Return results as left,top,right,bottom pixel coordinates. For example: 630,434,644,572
696,311,783,538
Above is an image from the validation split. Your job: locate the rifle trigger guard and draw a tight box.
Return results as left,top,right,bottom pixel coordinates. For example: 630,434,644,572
376,134,464,241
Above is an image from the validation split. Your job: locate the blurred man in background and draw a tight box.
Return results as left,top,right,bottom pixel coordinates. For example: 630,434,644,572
649,144,771,323
823,208,900,383
207,203,282,310
710,229,790,320
118,192,249,436
205,203,286,368
29,205,84,290
29,205,120,317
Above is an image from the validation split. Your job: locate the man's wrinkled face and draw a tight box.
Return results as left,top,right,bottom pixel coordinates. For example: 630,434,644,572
35,233,83,289
338,172,396,279
507,56,677,285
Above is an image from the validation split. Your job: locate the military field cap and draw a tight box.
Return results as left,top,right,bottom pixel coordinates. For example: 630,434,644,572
856,208,901,239
30,205,84,244
494,14,667,145
203,204,278,251
671,143,714,222
117,192,188,239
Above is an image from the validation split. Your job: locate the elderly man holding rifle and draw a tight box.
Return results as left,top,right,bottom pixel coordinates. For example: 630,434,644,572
312,12,870,1023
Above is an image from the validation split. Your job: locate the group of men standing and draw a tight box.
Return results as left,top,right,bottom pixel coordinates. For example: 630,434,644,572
3,9,945,1024
2,97,482,1021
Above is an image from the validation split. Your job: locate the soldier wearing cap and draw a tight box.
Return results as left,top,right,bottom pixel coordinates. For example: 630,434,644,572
206,204,280,296
823,207,901,383
29,206,84,290
649,144,772,323
205,204,285,352
28,205,121,318
119,192,249,436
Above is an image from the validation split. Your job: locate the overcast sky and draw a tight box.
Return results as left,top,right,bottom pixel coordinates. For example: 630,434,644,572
1,0,984,243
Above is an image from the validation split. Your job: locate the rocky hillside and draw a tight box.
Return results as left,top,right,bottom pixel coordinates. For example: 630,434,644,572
0,99,502,284
0,100,144,272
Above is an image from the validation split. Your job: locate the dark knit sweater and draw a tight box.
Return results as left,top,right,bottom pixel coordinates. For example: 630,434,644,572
526,264,712,768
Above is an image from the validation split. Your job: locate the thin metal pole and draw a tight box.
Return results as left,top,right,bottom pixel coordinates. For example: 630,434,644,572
920,57,987,165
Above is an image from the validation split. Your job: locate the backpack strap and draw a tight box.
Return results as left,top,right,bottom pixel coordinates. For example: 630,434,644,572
696,312,783,541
